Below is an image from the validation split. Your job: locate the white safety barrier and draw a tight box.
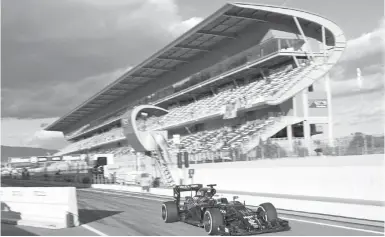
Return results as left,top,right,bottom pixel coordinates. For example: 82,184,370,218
189,154,384,202
91,155,385,221
188,154,385,221
1,187,79,229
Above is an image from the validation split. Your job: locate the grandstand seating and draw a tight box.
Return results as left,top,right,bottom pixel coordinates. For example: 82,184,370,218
65,38,307,141
57,128,125,155
177,118,275,151
57,59,316,156
164,115,280,163
66,109,127,140
60,114,281,163
65,124,90,138
137,61,314,131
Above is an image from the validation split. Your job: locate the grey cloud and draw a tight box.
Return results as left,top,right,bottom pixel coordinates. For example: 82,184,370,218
329,18,384,82
330,51,383,82
1,0,179,118
346,103,384,127
3,0,382,120
333,86,384,99
332,84,384,132
328,23,384,100
1,68,127,118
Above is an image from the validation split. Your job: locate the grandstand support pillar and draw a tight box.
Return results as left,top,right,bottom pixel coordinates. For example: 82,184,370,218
324,74,334,147
136,152,140,171
322,26,328,60
292,96,297,117
292,55,300,67
286,125,293,152
260,70,266,79
152,158,156,178
210,87,216,95
293,16,315,61
301,89,311,153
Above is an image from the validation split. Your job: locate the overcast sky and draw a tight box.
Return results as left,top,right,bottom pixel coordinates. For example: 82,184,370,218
1,0,384,149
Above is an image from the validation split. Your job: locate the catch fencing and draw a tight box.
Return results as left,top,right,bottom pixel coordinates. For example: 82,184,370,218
180,133,385,164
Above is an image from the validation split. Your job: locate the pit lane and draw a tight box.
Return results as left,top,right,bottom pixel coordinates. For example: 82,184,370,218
2,188,383,236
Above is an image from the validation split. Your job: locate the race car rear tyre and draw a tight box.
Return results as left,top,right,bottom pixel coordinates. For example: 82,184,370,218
161,201,179,223
203,209,224,235
259,202,278,222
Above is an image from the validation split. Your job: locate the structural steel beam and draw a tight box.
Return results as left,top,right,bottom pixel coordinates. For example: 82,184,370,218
196,30,237,39
293,16,315,61
174,45,210,51
157,57,189,62
223,13,268,23
142,67,173,71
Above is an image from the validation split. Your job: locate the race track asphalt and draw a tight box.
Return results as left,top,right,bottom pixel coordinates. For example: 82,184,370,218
1,188,384,236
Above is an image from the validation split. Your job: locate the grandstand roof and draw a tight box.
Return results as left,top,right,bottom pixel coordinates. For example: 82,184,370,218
46,2,344,132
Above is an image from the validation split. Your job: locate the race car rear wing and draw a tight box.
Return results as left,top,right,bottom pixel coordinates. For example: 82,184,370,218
174,184,203,192
173,184,203,204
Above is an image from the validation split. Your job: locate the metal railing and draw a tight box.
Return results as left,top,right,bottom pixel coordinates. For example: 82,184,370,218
1,167,168,188
182,133,384,163
312,133,385,156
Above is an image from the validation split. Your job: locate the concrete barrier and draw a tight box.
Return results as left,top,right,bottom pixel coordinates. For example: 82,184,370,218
1,187,79,229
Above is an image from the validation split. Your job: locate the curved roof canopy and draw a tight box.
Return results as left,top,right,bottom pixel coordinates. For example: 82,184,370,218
46,2,344,132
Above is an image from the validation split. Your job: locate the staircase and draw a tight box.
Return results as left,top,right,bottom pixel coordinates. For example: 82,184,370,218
153,149,175,187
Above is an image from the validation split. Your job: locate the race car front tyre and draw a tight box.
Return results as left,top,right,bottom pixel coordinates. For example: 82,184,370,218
259,202,278,222
161,201,179,223
203,209,224,235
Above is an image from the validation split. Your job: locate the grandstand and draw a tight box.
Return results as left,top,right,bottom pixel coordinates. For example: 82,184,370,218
45,3,347,186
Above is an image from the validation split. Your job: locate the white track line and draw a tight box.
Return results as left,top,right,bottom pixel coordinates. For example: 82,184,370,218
81,224,108,236
82,189,385,235
284,217,384,235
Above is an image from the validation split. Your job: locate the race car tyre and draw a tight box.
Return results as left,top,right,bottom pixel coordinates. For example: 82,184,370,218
203,208,224,235
161,201,179,223
259,202,278,222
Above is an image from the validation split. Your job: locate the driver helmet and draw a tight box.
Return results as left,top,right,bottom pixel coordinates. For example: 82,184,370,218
205,188,215,198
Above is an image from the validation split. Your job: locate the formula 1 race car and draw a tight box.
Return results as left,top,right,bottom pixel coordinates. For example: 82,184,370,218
161,184,290,235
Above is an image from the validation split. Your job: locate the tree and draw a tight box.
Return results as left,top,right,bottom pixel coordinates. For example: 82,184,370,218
346,132,366,155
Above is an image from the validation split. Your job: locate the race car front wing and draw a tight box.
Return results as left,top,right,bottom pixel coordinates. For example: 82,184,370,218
218,218,291,236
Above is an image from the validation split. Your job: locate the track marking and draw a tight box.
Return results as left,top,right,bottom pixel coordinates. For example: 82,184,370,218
80,189,170,202
81,224,108,236
284,217,384,235
82,189,385,235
